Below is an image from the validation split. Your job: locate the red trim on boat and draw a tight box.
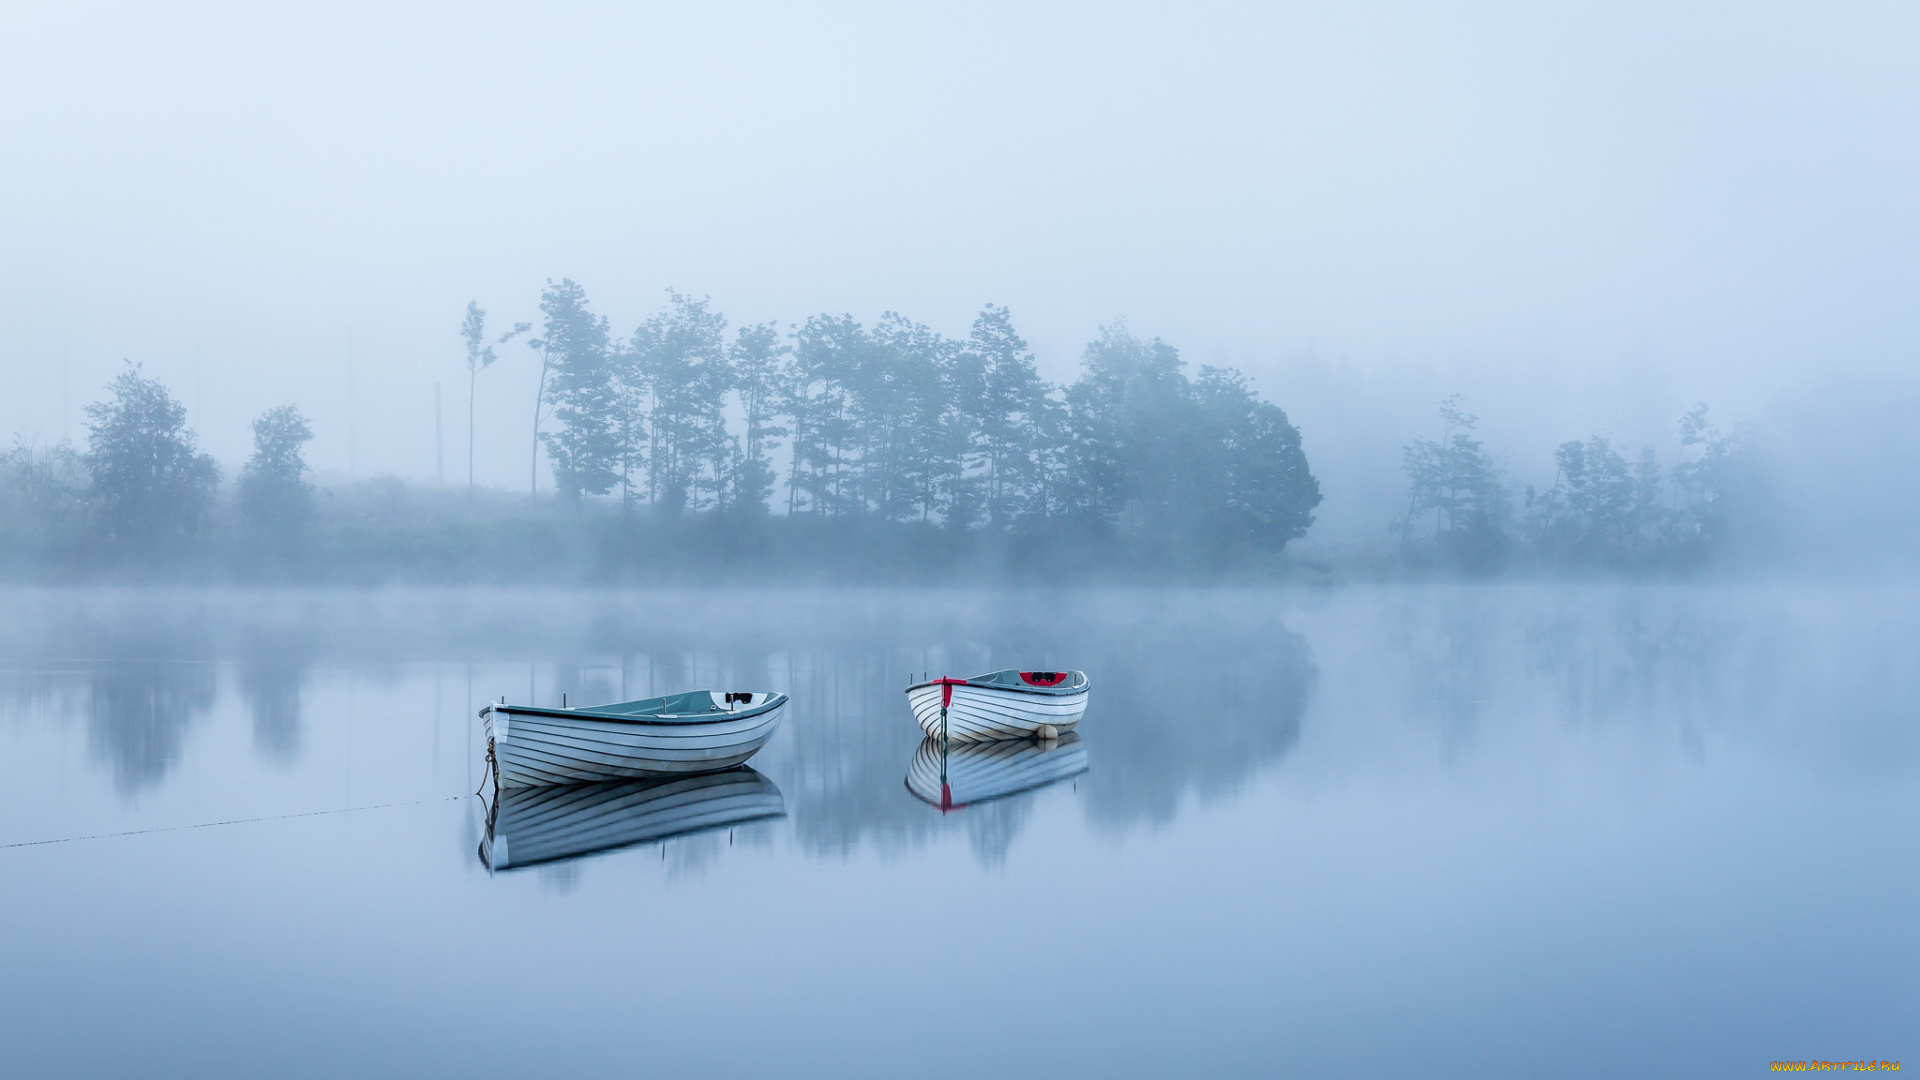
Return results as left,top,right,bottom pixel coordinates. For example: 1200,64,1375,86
937,677,967,708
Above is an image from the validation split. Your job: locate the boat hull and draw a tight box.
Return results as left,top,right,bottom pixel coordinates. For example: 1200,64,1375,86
906,733,1087,811
906,681,1087,743
485,700,785,788
481,768,785,870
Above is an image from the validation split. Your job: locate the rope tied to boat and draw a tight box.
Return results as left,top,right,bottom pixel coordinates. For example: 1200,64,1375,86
933,677,967,752
1,798,461,850
476,738,498,796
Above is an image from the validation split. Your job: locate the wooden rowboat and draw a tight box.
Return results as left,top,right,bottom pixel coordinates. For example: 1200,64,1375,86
905,669,1088,743
905,732,1087,812
481,690,786,788
480,768,785,871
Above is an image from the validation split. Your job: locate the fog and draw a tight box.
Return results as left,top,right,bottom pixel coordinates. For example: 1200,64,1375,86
4,1,1917,545
3,13,1918,1068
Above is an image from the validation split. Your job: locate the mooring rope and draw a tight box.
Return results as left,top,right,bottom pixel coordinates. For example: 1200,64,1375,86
0,796,466,851
476,739,497,796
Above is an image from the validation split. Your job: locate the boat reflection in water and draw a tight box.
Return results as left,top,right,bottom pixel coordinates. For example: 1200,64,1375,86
905,733,1088,813
480,767,785,871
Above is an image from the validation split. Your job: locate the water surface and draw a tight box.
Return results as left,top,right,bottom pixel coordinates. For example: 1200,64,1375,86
0,584,1912,1077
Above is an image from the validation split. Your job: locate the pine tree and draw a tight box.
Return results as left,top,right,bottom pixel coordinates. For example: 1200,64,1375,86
1061,324,1196,536
728,322,791,514
785,314,861,516
532,280,621,500
631,291,731,513
1394,395,1509,567
1670,403,1765,559
835,314,947,520
963,305,1050,529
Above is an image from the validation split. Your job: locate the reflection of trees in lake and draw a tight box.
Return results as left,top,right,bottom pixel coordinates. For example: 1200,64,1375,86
1069,617,1313,833
1379,587,1512,754
239,633,313,766
0,603,220,795
86,662,216,795
1359,584,1920,776
1379,585,1804,737
957,801,1029,867
0,668,89,730
775,648,944,860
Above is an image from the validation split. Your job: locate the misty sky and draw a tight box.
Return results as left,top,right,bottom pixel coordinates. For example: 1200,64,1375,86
3,0,1915,521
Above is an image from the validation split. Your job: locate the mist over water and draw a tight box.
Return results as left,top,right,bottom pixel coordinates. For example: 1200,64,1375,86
0,583,1912,1077
4,2,1918,1075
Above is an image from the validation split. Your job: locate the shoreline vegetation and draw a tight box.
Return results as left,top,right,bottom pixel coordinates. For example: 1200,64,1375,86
3,284,1773,584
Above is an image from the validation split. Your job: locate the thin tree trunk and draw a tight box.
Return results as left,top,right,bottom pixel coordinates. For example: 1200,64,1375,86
467,366,476,501
786,428,799,516
531,352,550,496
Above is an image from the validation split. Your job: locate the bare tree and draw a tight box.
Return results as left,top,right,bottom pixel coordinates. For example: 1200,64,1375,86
460,301,530,498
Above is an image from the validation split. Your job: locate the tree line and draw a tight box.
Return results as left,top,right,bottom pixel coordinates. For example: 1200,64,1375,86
0,289,1326,575
471,281,1323,552
0,362,320,559
0,285,1776,580
1393,395,1767,571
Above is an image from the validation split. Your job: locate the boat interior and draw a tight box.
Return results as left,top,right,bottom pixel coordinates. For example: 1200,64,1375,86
594,691,773,717
970,669,1086,692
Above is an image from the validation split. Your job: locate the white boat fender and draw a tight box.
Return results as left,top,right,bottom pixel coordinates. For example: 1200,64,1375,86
1034,724,1058,741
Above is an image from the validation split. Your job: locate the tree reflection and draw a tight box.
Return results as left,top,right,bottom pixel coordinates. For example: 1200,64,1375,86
86,662,216,795
239,653,306,766
1073,617,1313,833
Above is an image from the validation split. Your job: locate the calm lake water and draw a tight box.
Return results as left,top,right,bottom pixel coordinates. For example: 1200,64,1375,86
0,583,1913,1078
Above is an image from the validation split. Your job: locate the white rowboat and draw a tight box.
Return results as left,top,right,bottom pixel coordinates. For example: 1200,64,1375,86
905,669,1089,743
480,768,785,871
482,690,786,789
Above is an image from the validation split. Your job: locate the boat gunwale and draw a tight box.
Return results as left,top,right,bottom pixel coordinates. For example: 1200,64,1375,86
905,673,1088,698
485,692,788,727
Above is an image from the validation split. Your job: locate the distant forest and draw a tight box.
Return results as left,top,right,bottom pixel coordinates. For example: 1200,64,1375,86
0,282,1766,582
497,283,1321,547
1390,395,1769,573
